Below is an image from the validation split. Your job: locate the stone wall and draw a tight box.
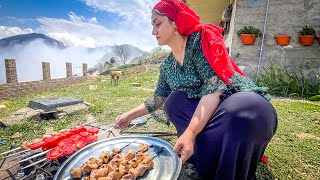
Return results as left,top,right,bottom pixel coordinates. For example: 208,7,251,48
0,77,87,101
229,0,320,75
0,59,89,101
5,59,18,83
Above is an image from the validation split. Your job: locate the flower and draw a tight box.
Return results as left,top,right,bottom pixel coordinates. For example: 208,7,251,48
261,155,269,163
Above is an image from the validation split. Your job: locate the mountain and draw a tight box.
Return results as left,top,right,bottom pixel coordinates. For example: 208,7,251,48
98,44,150,65
0,33,68,49
0,33,149,66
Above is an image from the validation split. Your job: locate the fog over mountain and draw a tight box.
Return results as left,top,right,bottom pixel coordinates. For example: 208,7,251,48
0,33,150,84
0,33,68,49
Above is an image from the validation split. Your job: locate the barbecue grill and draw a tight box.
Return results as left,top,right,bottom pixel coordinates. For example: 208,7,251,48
0,118,179,180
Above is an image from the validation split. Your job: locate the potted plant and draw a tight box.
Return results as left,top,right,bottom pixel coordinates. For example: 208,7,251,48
298,26,316,46
275,35,291,46
317,34,320,45
237,26,261,45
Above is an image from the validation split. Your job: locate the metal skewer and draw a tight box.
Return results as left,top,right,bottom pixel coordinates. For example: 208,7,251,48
85,121,114,128
0,119,96,157
0,147,21,156
18,123,114,160
151,147,164,160
17,128,129,170
4,149,30,159
117,140,138,154
97,123,115,134
20,158,47,170
61,141,153,180
21,139,138,175
18,149,50,163
138,143,154,154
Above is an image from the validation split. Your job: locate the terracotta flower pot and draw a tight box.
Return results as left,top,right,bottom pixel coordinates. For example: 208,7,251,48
240,34,256,45
275,35,291,46
298,35,314,46
317,36,320,45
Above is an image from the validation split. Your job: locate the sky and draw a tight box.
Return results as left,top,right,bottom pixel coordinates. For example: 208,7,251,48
0,0,163,84
0,0,160,52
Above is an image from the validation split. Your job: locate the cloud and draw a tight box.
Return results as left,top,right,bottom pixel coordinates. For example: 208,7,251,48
89,17,98,24
1,16,35,24
68,11,98,24
83,0,155,20
0,39,107,84
0,26,33,39
0,1,160,51
35,10,158,51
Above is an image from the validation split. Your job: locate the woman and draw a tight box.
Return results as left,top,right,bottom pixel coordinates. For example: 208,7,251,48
115,0,277,179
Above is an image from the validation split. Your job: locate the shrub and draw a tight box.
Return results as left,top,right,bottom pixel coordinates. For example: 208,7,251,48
309,95,320,101
299,26,316,36
118,64,138,70
237,26,262,37
253,61,320,99
143,47,170,64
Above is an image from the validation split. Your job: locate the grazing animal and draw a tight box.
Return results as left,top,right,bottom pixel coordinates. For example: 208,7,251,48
110,71,123,86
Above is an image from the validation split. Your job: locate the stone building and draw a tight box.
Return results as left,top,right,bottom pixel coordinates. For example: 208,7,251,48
187,0,320,76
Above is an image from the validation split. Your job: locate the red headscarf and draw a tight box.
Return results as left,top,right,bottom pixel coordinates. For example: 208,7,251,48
154,0,245,85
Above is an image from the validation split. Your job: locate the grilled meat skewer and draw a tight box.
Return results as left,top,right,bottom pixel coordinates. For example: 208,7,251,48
70,167,83,179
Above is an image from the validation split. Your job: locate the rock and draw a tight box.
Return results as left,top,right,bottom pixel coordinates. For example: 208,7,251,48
83,101,94,107
0,108,42,126
11,132,21,138
0,105,6,109
131,83,141,87
89,85,98,90
85,114,96,122
45,127,55,135
56,103,88,114
53,112,67,119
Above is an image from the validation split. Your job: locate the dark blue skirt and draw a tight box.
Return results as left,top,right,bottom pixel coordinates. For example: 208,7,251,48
164,91,278,180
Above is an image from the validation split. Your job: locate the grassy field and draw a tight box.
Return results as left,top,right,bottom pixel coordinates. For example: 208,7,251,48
0,64,319,179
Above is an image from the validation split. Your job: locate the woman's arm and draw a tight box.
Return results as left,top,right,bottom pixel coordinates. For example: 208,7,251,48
173,90,223,162
115,63,171,129
114,103,149,129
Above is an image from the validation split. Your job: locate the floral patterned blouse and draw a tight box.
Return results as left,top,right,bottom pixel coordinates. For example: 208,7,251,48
144,31,271,114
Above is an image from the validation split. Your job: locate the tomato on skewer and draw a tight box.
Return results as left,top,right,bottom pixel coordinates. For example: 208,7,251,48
62,144,78,156
30,140,46,150
70,126,87,134
69,134,82,142
58,138,74,147
46,147,63,160
86,133,98,143
76,138,88,149
87,127,99,134
79,131,89,137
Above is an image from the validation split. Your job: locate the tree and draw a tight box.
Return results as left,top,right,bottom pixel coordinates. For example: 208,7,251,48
93,63,104,73
113,45,128,65
110,57,116,66
104,60,110,67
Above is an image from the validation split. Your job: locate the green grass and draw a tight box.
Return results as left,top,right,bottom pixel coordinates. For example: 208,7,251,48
254,61,320,99
0,64,319,179
265,101,320,179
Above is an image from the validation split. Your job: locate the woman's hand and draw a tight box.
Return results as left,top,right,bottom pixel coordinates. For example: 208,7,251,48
173,129,196,163
114,112,132,129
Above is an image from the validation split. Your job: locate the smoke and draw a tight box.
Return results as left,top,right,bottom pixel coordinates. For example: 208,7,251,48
0,39,108,84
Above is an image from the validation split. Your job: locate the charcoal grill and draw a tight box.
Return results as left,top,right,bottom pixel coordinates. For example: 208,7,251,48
0,119,178,180
0,121,116,180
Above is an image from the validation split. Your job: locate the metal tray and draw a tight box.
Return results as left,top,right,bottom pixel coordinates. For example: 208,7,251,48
54,136,182,180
